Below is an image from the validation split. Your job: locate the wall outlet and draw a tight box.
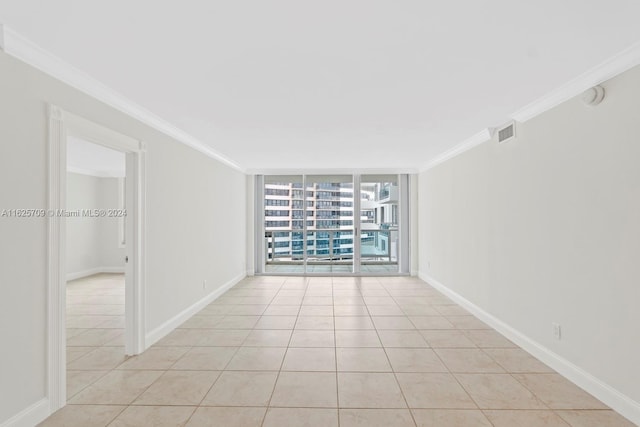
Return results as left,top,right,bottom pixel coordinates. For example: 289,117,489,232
203,280,207,290
552,323,561,340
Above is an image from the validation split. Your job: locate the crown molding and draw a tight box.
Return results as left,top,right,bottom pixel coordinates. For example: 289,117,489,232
511,40,640,122
247,167,419,175
419,128,494,172
420,41,640,173
0,24,245,173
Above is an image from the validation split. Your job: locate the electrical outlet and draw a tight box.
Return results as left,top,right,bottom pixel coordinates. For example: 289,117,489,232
552,323,561,340
203,280,207,290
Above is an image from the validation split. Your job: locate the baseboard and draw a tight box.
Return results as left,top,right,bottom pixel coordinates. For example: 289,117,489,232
145,272,246,347
66,266,125,281
0,398,50,427
418,271,640,426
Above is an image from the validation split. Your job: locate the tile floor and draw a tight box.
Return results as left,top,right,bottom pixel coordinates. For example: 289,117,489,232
39,274,636,426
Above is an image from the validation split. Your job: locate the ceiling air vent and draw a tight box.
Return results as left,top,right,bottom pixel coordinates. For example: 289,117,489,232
498,122,516,143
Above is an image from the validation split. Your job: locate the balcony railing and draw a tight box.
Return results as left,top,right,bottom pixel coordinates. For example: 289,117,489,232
265,228,398,266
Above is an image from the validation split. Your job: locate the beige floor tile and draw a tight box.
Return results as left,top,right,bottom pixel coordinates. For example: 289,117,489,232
66,370,108,398
556,410,637,427
372,316,416,330
271,371,338,407
263,408,338,427
446,315,490,329
263,305,300,315
378,330,429,347
96,316,125,328
67,347,127,371
386,348,448,373
289,330,335,347
366,305,406,316
199,304,234,315
299,305,333,316
303,296,334,305
364,297,397,305
214,315,260,329
109,406,196,427
333,296,366,305
340,409,416,427
464,330,516,348
420,330,476,348
186,407,266,427
271,296,303,305
434,349,505,373
335,330,382,347
513,373,609,409
38,404,125,427
400,305,441,316
134,370,220,405
171,346,238,370
67,328,123,346
337,348,392,372
154,329,205,346
69,369,163,404
484,348,554,373
282,348,336,371
201,371,278,406
66,328,89,339
455,373,547,409
117,347,190,370
254,316,298,329
197,329,250,346
227,304,268,315
178,315,224,329
409,316,455,329
484,410,571,426
226,347,286,370
334,316,375,330
338,372,407,408
67,346,95,364
295,316,334,330
242,329,292,347
412,409,492,426
334,305,369,316
433,305,471,316
396,373,477,409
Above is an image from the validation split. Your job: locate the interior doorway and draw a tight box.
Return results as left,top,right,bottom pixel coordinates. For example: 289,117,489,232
47,106,147,413
65,138,127,401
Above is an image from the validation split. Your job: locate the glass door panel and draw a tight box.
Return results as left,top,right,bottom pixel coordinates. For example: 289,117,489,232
359,175,400,274
305,175,354,274
264,175,304,274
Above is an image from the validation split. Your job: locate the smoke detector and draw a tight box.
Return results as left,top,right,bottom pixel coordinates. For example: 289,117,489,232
582,85,605,106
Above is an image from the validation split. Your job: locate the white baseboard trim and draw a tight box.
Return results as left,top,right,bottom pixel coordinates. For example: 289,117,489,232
145,272,246,347
66,266,125,281
418,271,640,426
0,398,50,427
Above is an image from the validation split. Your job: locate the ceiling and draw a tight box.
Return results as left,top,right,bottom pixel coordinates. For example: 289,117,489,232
2,1,640,171
67,136,125,178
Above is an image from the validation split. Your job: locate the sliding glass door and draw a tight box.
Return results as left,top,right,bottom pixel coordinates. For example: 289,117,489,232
260,174,407,275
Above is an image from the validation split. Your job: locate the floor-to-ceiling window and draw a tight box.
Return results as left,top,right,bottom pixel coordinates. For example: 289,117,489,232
259,174,409,275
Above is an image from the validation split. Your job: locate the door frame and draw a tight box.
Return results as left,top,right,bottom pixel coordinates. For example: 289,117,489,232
46,105,147,412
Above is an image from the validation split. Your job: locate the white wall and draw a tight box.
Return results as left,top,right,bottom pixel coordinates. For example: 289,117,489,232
418,65,640,421
0,50,247,424
66,173,125,277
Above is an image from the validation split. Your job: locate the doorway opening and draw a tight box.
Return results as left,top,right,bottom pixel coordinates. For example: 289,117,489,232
65,138,127,401
47,106,146,413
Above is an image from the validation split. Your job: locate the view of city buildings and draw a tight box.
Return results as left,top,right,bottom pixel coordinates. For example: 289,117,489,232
263,176,399,273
